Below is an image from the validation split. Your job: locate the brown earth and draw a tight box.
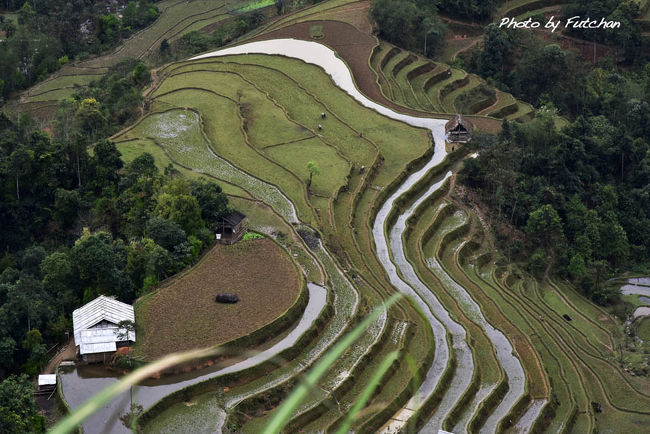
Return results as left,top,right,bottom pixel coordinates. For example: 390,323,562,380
133,238,301,360
253,19,501,134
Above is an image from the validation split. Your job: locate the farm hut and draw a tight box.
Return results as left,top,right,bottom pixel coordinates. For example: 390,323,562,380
445,114,473,143
214,211,246,244
37,375,56,392
72,295,136,363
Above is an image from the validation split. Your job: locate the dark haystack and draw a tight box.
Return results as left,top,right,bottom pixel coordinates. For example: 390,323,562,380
216,293,239,303
563,314,572,321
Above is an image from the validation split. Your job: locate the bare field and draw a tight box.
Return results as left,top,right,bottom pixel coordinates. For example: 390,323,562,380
133,238,301,360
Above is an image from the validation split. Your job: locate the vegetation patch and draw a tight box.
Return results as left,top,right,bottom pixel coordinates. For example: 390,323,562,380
133,238,301,360
309,25,324,39
638,317,650,341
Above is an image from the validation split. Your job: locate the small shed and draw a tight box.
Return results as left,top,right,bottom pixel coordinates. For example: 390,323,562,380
214,211,246,244
37,374,57,392
445,114,473,143
72,296,136,363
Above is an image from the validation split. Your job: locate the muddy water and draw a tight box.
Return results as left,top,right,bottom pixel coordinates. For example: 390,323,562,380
622,277,650,298
60,283,327,434
381,173,477,433
151,239,365,433
62,39,542,433
194,39,538,431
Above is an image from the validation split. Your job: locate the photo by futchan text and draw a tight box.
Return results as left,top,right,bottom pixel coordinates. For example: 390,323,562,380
499,15,621,32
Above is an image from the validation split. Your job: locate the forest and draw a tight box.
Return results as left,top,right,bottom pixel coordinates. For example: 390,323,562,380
0,30,229,430
0,0,158,99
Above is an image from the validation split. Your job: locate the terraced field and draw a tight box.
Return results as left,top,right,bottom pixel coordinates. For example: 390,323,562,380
370,41,538,123
63,36,646,434
23,0,253,104
53,1,649,432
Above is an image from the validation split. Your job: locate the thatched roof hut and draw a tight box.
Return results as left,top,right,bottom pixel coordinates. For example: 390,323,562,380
445,114,473,143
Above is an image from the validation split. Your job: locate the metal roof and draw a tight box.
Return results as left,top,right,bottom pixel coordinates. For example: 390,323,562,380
38,374,57,386
73,296,134,341
79,327,135,344
73,296,135,354
80,341,117,355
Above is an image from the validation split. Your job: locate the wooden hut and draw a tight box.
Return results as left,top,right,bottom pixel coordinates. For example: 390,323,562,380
214,211,246,244
72,296,136,363
445,114,473,143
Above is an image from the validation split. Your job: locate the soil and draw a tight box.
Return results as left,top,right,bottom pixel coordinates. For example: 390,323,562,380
133,238,301,360
43,337,77,374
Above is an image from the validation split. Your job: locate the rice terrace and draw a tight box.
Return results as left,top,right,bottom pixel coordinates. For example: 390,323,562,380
2,0,650,434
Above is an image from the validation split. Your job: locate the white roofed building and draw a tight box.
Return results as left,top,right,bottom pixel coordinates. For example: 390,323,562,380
72,295,136,363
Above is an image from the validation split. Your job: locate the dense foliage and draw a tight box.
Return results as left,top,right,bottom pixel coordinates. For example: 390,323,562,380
460,82,650,303
163,12,266,59
0,112,229,379
562,0,642,62
371,0,446,58
453,2,649,305
464,4,646,116
436,0,493,21
0,0,158,98
0,375,45,432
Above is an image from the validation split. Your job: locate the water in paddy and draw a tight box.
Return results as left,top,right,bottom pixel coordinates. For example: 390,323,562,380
133,109,298,223
512,399,547,433
384,173,477,433
60,283,327,434
64,39,541,432
146,241,363,433
373,175,452,433
426,247,530,433
622,277,650,297
193,40,543,430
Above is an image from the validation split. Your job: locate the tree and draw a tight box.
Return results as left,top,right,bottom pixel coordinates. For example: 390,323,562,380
568,253,587,280
9,146,32,200
20,246,45,278
22,328,45,374
478,24,514,80
160,38,170,54
154,192,203,235
0,375,45,433
41,251,76,313
71,231,133,301
190,179,229,225
525,205,564,254
115,320,136,341
306,161,320,189
91,140,123,193
0,337,16,376
132,62,150,86
274,0,284,15
75,98,106,142
99,14,122,44
145,217,187,252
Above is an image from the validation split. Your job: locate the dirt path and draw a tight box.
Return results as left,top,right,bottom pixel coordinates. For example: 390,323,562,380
43,337,76,374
